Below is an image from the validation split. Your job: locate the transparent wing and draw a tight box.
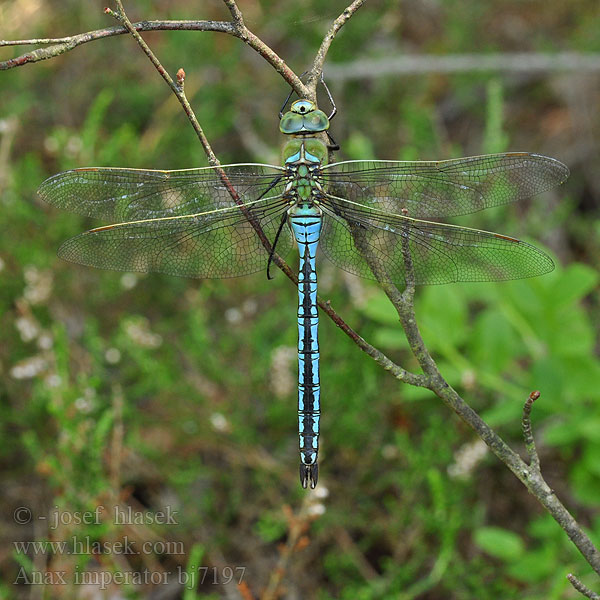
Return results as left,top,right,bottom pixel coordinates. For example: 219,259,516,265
320,195,554,285
57,195,293,279
320,153,568,219
38,164,287,221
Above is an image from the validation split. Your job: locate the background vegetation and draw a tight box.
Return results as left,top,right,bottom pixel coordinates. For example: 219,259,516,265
1,0,599,598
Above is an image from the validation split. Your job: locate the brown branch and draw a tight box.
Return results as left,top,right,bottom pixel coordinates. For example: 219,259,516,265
522,390,541,470
380,249,600,575
1,36,79,46
389,285,600,574
0,20,232,70
222,0,245,30
307,0,367,95
1,13,306,97
568,574,600,600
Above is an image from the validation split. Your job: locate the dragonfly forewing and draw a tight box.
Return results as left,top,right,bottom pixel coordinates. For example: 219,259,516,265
320,153,569,220
38,164,287,221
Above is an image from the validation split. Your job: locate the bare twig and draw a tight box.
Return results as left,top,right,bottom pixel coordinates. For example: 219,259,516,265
382,264,600,576
262,498,320,600
388,278,600,574
568,574,600,600
307,0,367,95
1,36,77,46
325,52,600,80
0,11,306,96
222,0,245,30
522,390,541,471
0,21,232,70
106,4,218,166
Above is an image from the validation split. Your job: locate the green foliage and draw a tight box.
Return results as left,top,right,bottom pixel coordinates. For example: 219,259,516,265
473,526,525,561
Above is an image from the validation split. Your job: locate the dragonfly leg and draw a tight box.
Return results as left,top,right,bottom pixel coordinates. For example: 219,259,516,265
320,73,337,121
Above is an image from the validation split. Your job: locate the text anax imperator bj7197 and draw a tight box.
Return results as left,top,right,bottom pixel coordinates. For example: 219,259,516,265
39,88,569,488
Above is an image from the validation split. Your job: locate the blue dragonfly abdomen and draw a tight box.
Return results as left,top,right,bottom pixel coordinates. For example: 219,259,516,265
280,102,331,488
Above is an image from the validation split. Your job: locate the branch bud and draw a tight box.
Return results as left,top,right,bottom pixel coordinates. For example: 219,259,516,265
176,68,186,88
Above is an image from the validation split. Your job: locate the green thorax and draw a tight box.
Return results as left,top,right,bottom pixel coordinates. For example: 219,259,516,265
280,100,329,202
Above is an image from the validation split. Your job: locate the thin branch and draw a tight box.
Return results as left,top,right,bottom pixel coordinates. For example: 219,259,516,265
262,499,317,600
107,5,219,166
0,21,233,70
0,13,306,97
522,390,541,471
222,0,245,30
568,574,600,600
381,275,600,574
308,0,367,95
382,264,600,576
1,36,78,46
325,52,600,80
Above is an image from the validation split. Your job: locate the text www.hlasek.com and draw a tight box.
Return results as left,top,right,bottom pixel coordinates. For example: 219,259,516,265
14,536,183,556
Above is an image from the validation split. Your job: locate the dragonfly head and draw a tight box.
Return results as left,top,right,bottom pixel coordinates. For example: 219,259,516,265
280,99,330,135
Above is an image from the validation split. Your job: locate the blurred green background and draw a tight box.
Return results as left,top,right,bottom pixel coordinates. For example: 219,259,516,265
1,0,599,598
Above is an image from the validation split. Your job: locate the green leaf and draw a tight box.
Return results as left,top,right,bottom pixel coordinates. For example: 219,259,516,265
505,546,558,582
183,543,205,600
544,418,581,446
531,357,566,406
570,461,600,506
373,327,409,350
359,290,399,326
345,131,377,160
481,400,521,428
469,308,520,372
548,263,599,308
582,443,600,478
473,526,525,561
255,511,287,543
561,355,600,399
547,305,594,357
418,285,468,349
483,79,509,154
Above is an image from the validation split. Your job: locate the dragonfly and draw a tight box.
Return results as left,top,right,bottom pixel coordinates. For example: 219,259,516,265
38,94,569,489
